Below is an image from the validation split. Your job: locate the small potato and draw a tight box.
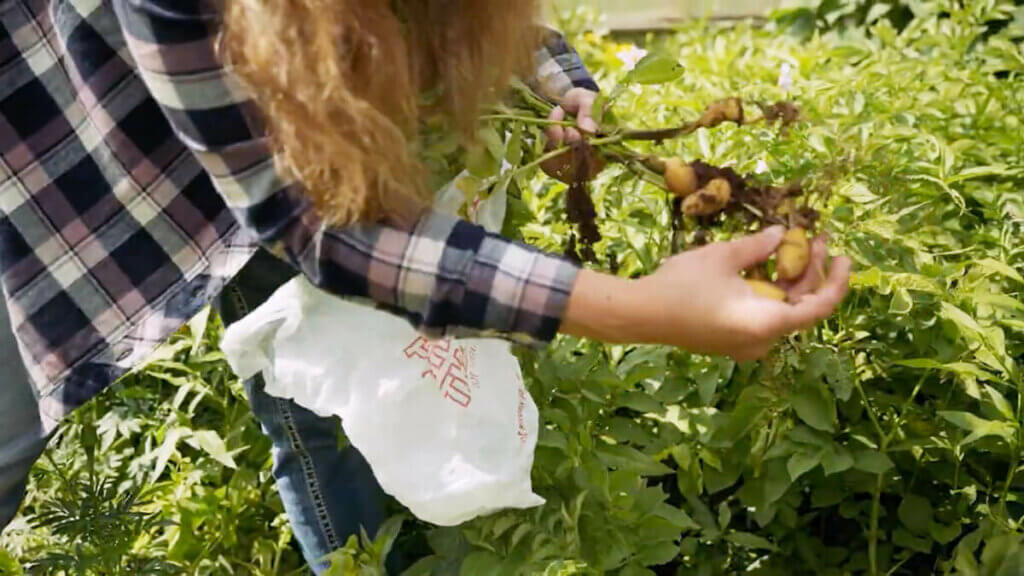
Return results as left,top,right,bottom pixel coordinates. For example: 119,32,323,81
719,97,744,123
664,159,698,197
745,279,787,301
776,227,810,281
682,178,732,216
698,98,744,127
698,107,726,128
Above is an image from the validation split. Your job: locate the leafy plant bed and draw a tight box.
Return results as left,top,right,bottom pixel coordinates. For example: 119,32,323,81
2,2,1022,575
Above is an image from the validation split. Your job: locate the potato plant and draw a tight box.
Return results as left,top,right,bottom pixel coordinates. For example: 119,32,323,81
2,1,1022,575
404,2,1024,575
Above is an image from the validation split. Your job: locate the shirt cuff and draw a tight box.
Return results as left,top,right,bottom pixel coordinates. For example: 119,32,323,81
458,228,580,345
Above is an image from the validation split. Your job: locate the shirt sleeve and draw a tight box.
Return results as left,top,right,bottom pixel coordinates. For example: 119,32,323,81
112,0,579,344
530,27,601,100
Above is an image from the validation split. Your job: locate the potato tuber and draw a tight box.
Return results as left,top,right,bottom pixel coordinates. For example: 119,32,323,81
776,227,810,281
682,178,732,216
664,159,698,197
699,98,744,127
745,279,787,301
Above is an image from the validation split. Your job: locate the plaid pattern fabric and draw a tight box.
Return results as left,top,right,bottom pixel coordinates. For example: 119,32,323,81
1,0,595,431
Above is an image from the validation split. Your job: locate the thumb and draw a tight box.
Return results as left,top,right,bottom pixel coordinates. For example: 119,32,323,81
726,226,785,270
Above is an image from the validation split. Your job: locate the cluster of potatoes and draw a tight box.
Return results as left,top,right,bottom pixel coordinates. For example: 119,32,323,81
537,94,811,302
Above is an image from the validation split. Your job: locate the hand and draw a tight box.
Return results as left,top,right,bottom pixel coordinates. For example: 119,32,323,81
545,88,600,146
562,227,851,361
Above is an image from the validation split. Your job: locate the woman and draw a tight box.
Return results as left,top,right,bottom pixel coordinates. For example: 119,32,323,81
0,0,849,571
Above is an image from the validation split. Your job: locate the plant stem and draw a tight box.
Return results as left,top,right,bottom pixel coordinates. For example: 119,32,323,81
869,473,884,576
999,386,1023,513
883,371,929,447
615,122,699,141
855,380,887,443
857,372,904,576
479,114,577,127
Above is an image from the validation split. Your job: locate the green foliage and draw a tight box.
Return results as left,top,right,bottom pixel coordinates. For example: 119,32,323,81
324,517,405,576
419,1,1024,574
3,1,1022,575
1,316,304,575
770,0,1024,40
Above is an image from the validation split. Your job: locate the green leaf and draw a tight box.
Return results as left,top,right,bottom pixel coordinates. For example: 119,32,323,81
401,557,441,576
821,445,855,476
865,3,891,24
505,126,522,165
594,444,672,476
787,450,822,480
894,359,997,382
652,502,699,530
634,540,679,566
460,551,504,576
187,430,238,469
762,459,792,505
696,370,718,406
837,180,878,203
929,522,962,545
717,501,732,531
791,382,837,432
725,531,779,552
620,565,657,576
373,516,405,559
894,528,933,554
711,386,774,445
187,306,211,356
478,126,505,162
889,287,913,314
938,411,1017,447
0,549,24,576
974,258,1024,284
619,391,664,414
151,427,187,480
538,428,569,451
939,303,986,342
622,54,684,85
853,450,894,475
985,386,1015,420
466,144,500,178
897,494,933,535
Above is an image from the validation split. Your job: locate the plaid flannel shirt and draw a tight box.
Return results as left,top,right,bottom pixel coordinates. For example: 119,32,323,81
0,0,598,431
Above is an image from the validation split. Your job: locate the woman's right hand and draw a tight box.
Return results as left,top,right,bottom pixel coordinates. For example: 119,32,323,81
561,226,851,361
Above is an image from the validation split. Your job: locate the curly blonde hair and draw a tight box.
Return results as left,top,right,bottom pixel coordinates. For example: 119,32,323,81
221,0,538,226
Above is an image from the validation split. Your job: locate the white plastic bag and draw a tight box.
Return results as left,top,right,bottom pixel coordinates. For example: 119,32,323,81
221,167,544,526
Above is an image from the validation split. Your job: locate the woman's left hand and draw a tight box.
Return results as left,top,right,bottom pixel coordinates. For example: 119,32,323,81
545,88,600,145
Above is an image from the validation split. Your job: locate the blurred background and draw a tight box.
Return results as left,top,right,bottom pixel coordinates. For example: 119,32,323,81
547,0,786,29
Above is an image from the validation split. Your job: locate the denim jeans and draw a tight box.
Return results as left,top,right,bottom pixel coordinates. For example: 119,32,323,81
0,295,50,530
217,249,394,574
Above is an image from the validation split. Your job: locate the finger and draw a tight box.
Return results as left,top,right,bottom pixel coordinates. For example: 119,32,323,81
780,256,852,331
574,95,599,134
559,91,580,115
725,226,786,271
546,107,567,146
732,344,773,363
565,127,583,144
783,236,827,298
